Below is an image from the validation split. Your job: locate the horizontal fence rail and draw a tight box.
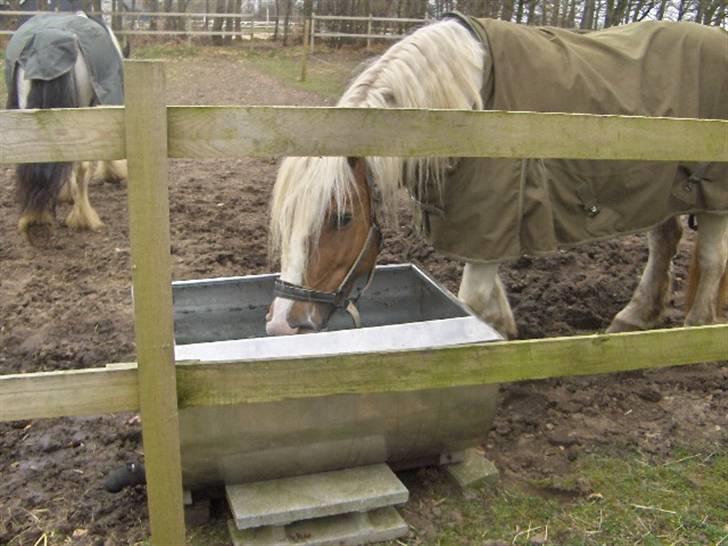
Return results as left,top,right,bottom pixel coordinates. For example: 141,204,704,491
2,324,727,422
312,15,426,23
0,10,298,37
1,106,726,164
309,12,428,52
0,107,125,163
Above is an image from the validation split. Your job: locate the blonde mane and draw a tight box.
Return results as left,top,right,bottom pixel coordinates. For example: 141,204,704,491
270,19,486,276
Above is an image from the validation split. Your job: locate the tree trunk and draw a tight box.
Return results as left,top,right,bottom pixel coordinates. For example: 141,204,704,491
282,0,291,46
212,0,225,45
223,0,235,45
273,0,279,41
501,0,515,21
580,0,595,28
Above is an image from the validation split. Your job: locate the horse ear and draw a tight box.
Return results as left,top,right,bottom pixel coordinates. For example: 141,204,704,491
347,157,359,170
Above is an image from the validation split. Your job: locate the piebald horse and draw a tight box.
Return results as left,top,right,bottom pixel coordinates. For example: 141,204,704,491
5,11,128,237
267,17,728,338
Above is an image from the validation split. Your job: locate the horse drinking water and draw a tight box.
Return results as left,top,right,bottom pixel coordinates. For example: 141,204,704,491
5,11,127,237
267,14,728,338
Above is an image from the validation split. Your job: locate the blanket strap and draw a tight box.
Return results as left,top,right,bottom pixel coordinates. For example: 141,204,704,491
687,163,711,231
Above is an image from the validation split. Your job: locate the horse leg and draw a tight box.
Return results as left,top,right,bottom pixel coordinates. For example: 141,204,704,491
684,213,728,325
607,217,683,332
66,161,103,230
458,262,517,339
94,159,127,183
57,179,73,204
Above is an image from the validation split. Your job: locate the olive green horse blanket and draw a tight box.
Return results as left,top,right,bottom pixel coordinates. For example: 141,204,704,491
416,15,727,263
5,13,124,106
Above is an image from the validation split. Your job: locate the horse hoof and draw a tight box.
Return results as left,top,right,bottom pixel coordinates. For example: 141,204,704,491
18,211,53,234
606,318,642,333
66,211,104,231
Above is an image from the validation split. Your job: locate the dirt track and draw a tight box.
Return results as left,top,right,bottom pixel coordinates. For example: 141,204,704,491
0,51,726,545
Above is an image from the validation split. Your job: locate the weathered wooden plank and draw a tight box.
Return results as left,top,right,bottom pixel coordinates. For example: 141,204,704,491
1,106,724,164
1,324,725,423
124,60,186,545
0,107,125,164
0,367,138,422
174,324,728,407
167,106,728,161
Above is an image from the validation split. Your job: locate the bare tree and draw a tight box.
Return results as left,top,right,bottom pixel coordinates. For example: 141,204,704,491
282,0,292,46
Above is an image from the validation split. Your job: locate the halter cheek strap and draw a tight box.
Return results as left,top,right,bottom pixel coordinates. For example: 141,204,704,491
273,222,380,306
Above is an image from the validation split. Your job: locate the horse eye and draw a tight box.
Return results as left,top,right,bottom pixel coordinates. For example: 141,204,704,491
332,213,352,228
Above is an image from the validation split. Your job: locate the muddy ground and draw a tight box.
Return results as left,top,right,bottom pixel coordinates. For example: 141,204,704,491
0,49,726,545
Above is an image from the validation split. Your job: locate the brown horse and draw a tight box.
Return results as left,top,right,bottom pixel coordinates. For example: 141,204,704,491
266,16,728,338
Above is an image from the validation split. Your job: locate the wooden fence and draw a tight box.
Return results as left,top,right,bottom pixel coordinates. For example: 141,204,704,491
0,9,300,39
0,59,727,544
310,13,428,52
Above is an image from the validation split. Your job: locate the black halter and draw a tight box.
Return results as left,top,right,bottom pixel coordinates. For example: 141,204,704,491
273,168,382,328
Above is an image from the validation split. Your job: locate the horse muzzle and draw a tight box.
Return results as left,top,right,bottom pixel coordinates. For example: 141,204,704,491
265,297,301,336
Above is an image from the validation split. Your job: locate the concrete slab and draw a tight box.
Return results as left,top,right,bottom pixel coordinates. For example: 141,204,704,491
227,464,409,530
228,506,409,546
444,448,500,489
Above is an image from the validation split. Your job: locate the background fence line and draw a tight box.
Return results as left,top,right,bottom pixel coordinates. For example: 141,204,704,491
0,9,300,38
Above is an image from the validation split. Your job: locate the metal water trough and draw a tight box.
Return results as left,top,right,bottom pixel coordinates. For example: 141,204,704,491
173,264,501,490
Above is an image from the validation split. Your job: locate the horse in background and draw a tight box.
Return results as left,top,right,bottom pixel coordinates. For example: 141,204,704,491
5,11,128,237
266,15,728,339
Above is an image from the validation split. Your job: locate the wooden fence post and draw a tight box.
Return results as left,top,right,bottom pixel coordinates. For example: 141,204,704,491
310,12,315,53
123,60,186,546
366,13,372,52
300,16,310,81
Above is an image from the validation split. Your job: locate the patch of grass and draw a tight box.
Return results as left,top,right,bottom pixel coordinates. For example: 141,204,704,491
131,42,365,100
390,447,728,545
238,45,365,100
132,42,205,59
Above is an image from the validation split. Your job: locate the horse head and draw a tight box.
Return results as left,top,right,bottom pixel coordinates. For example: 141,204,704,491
266,157,381,335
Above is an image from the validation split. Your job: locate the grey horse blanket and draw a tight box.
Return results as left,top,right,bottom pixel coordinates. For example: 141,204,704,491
415,14,728,263
5,13,124,105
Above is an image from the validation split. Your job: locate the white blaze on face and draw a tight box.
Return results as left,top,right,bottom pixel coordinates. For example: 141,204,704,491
265,233,307,336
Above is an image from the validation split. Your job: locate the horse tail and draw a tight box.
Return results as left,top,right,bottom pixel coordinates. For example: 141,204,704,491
15,69,78,233
6,68,19,109
685,239,728,314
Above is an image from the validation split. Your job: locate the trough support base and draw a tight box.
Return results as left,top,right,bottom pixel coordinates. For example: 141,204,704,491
444,448,500,489
226,464,408,530
227,506,408,546
225,464,409,545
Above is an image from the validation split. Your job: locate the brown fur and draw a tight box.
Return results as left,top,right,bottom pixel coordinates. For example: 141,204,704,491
686,240,728,314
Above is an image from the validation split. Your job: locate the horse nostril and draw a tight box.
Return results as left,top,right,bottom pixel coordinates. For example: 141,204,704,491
287,316,321,332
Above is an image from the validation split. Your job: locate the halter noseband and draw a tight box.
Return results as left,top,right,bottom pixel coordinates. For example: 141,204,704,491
273,168,382,328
